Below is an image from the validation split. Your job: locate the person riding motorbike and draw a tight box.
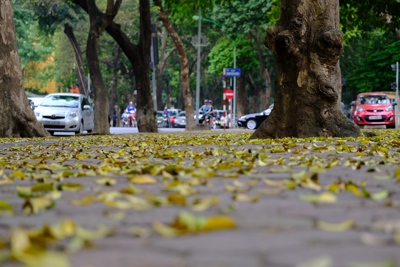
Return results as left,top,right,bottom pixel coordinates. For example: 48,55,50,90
200,99,214,127
126,101,136,127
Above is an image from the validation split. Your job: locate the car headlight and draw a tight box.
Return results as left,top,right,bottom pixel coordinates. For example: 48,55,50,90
386,106,393,111
68,111,78,118
239,116,246,120
356,106,364,112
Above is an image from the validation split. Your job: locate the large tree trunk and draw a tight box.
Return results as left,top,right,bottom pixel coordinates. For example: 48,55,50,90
133,0,157,132
109,47,121,123
86,0,120,134
64,24,87,97
0,0,49,138
251,0,360,139
72,0,157,133
155,0,195,131
156,29,175,110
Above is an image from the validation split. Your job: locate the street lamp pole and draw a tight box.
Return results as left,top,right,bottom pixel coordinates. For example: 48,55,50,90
195,8,202,124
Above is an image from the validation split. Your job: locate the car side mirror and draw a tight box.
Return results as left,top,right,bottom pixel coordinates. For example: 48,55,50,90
83,105,91,110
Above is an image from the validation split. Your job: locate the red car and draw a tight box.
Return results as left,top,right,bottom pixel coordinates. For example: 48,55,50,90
352,92,395,128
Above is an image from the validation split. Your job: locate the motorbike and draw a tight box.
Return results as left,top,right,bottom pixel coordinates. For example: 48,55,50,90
128,110,136,127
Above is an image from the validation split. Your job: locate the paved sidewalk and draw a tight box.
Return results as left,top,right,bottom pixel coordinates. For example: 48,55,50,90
0,130,399,267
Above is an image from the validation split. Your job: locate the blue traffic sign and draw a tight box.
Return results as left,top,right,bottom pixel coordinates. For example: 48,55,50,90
225,68,241,77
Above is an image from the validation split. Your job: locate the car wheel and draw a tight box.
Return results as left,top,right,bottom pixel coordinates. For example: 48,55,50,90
75,121,84,134
246,119,257,130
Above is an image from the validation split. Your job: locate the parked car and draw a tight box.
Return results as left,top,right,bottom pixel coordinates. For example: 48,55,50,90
28,99,35,110
237,104,274,130
156,111,168,128
173,111,187,128
34,93,94,135
352,92,395,128
167,108,181,127
28,97,46,110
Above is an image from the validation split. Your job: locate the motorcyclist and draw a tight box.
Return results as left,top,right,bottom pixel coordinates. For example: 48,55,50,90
200,99,214,127
163,108,171,128
126,101,136,127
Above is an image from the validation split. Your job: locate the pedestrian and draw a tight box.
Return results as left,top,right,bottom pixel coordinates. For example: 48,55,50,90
112,113,117,127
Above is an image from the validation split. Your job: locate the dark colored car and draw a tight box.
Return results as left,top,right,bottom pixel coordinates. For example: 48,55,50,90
237,104,273,130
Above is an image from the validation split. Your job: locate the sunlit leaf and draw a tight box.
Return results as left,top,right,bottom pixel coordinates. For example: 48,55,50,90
129,226,150,238
299,192,337,203
348,259,397,267
71,195,97,206
191,196,219,211
152,221,181,237
129,175,156,184
263,178,286,187
0,199,14,216
202,215,237,231
14,250,70,267
295,256,332,267
10,170,26,180
119,184,143,194
317,219,354,232
370,190,389,201
10,228,30,254
96,178,116,186
291,170,308,180
167,193,187,206
371,174,393,180
61,183,84,192
31,183,54,193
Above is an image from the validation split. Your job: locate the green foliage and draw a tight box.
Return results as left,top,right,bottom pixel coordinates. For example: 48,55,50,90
342,35,400,103
212,0,274,39
13,1,54,69
340,0,400,34
207,37,257,74
24,0,86,36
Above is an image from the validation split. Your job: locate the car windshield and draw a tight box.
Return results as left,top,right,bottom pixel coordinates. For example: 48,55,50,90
40,95,79,108
358,95,389,105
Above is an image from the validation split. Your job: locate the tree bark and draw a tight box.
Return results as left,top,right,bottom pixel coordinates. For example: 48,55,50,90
64,24,87,97
0,0,49,137
109,47,121,122
251,0,360,139
86,0,120,134
154,0,195,131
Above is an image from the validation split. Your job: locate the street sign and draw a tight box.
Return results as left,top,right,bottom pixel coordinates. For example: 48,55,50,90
225,89,234,99
225,68,241,77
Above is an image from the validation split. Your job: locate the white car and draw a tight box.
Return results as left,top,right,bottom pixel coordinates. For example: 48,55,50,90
34,93,94,135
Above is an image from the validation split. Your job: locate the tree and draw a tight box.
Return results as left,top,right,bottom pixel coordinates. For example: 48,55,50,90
154,0,195,130
340,0,400,38
73,0,158,133
0,0,49,137
251,0,360,139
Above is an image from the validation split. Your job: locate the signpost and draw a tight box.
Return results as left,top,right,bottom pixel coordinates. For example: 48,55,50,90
225,68,241,77
225,89,234,99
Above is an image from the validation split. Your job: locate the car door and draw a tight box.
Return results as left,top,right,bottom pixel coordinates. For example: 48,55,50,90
81,96,94,130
